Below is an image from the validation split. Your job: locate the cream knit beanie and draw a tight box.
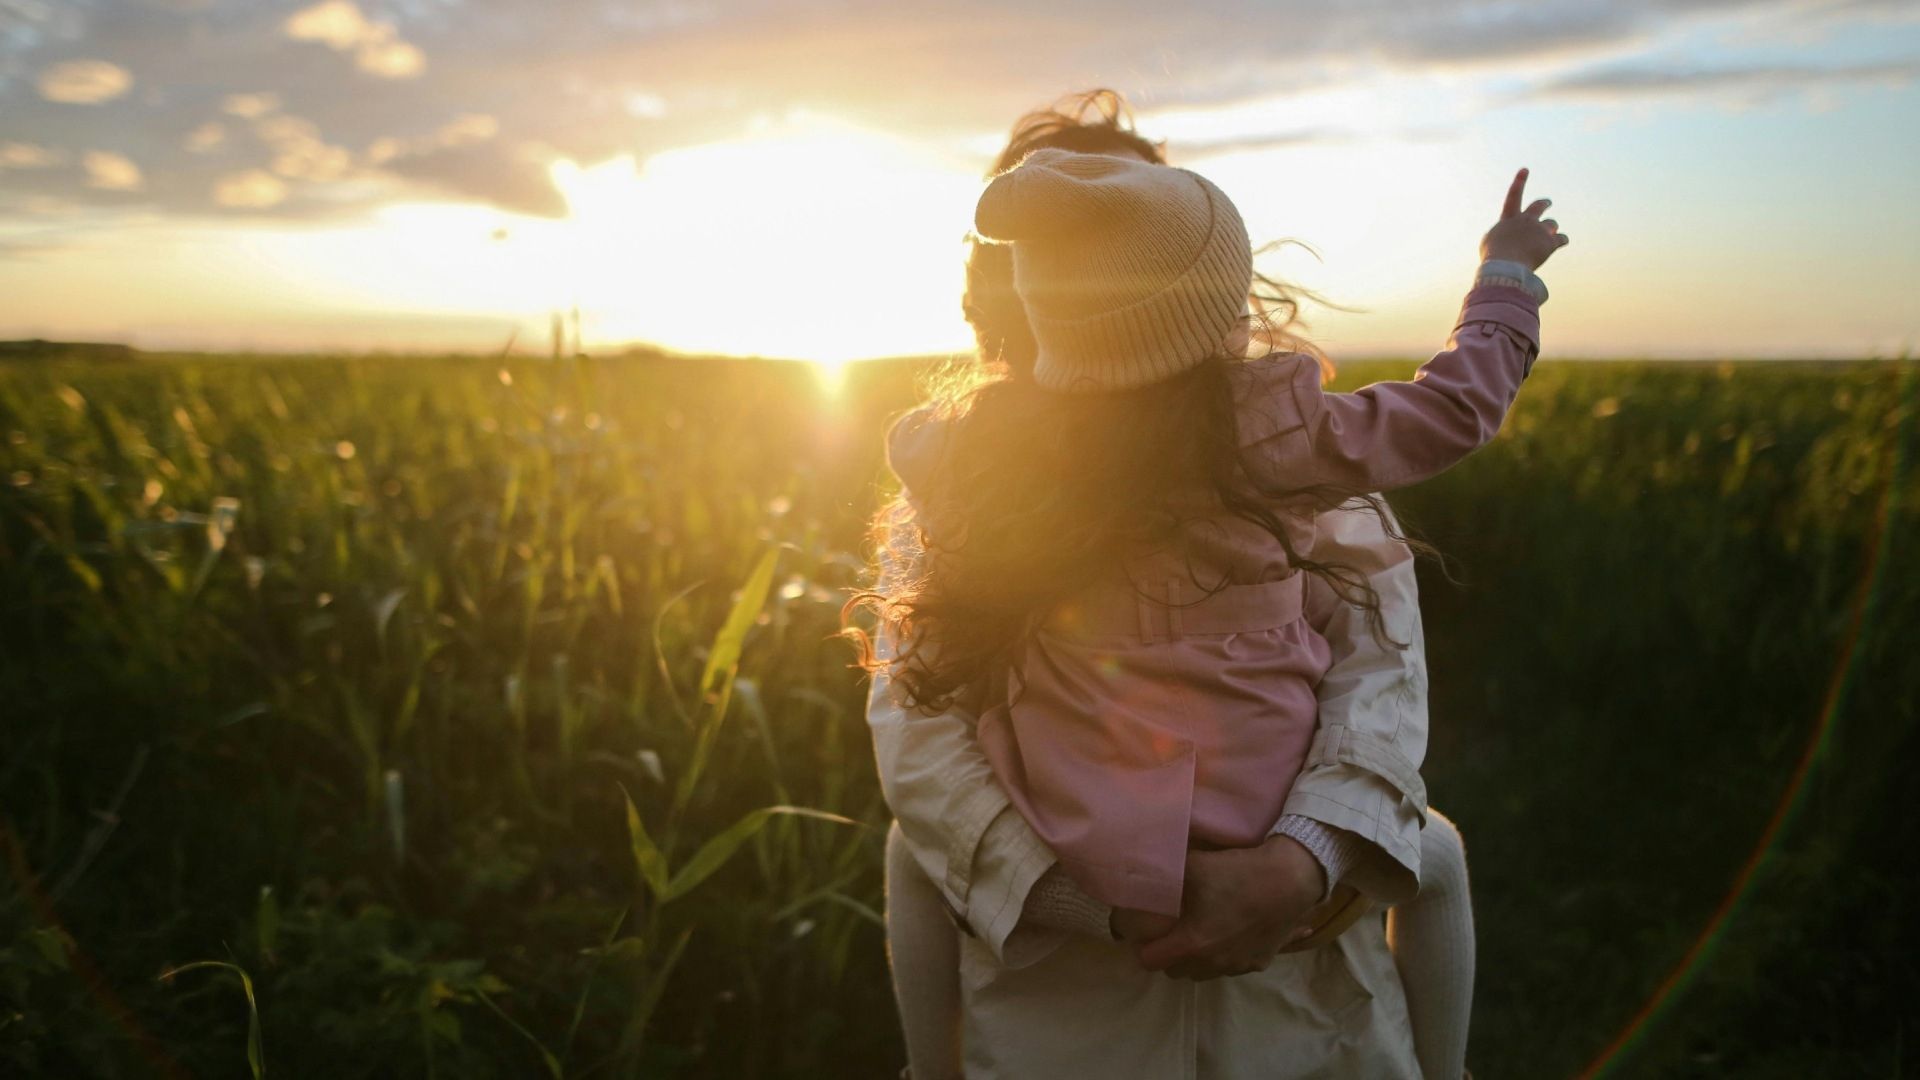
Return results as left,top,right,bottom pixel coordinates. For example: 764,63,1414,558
973,147,1253,393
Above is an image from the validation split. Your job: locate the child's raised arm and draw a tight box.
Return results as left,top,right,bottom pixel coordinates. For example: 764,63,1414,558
1241,168,1569,495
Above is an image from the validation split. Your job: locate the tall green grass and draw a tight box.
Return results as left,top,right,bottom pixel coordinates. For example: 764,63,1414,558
1,353,1915,1077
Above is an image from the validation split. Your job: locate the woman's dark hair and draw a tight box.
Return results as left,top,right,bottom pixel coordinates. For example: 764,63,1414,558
845,88,1406,713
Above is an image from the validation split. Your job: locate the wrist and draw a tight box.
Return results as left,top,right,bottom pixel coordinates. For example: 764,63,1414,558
1024,862,1113,940
1260,832,1328,902
1475,257,1549,303
1270,817,1344,901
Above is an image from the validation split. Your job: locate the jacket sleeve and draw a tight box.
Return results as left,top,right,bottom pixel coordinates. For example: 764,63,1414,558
1246,282,1540,495
1274,500,1431,905
864,504,1071,967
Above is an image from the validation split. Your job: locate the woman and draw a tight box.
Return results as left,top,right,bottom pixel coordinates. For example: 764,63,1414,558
866,91,1454,1078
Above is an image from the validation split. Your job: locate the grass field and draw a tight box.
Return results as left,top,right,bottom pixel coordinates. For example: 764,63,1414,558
2,352,1916,1078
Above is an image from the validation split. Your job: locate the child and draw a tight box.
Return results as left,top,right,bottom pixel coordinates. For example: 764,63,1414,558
862,149,1565,1078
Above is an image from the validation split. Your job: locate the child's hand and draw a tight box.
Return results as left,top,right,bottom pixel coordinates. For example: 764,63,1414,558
1109,906,1178,944
1480,167,1569,271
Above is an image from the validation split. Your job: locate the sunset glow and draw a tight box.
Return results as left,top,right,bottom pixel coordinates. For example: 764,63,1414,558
4,7,1918,1070
1,2,1916,359
541,113,982,362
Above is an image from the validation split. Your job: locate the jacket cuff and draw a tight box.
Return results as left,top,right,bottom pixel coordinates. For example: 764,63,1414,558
966,807,1067,967
1456,282,1542,378
1476,258,1549,304
1272,815,1371,902
1279,779,1421,905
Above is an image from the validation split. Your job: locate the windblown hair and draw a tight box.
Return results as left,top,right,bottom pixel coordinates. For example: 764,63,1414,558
961,88,1345,382
844,89,1407,713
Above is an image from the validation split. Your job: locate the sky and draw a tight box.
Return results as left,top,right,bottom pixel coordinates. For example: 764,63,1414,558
0,0,1916,363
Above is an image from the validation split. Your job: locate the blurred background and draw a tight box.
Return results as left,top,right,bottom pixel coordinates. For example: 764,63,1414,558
2,2,1917,1077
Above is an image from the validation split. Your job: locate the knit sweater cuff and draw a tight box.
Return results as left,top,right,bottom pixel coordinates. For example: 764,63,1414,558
1021,863,1116,940
1476,258,1549,304
1273,815,1375,903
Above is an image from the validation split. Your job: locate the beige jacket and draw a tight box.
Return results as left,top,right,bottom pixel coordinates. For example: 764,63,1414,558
866,503,1432,1077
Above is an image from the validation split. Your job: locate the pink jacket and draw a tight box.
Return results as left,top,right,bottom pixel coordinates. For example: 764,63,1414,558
890,282,1540,916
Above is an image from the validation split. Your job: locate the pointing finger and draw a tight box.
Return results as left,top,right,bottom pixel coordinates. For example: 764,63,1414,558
1503,168,1528,219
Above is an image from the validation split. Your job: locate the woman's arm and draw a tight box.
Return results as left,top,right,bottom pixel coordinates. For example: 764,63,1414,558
863,498,1082,966
868,620,1097,966
1276,498,1432,905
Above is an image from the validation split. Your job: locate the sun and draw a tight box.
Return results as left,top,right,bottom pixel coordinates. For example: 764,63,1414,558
547,111,984,364
201,111,990,360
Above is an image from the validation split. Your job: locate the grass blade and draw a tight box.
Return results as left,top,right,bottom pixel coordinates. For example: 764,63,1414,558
663,805,857,903
619,784,670,900
160,960,265,1080
474,987,563,1080
619,926,693,1062
697,546,778,700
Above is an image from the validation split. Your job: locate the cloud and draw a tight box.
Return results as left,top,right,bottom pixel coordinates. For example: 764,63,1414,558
357,38,426,79
1788,0,1920,24
285,1,425,79
0,143,63,170
283,0,375,50
0,0,1910,225
1177,129,1359,159
436,113,499,148
1365,4,1648,67
1535,58,1920,103
82,151,142,191
184,123,226,153
0,235,63,260
271,143,353,181
626,92,670,119
365,137,405,165
380,141,570,217
36,59,132,104
213,169,290,209
255,114,320,145
253,114,356,181
223,93,282,119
